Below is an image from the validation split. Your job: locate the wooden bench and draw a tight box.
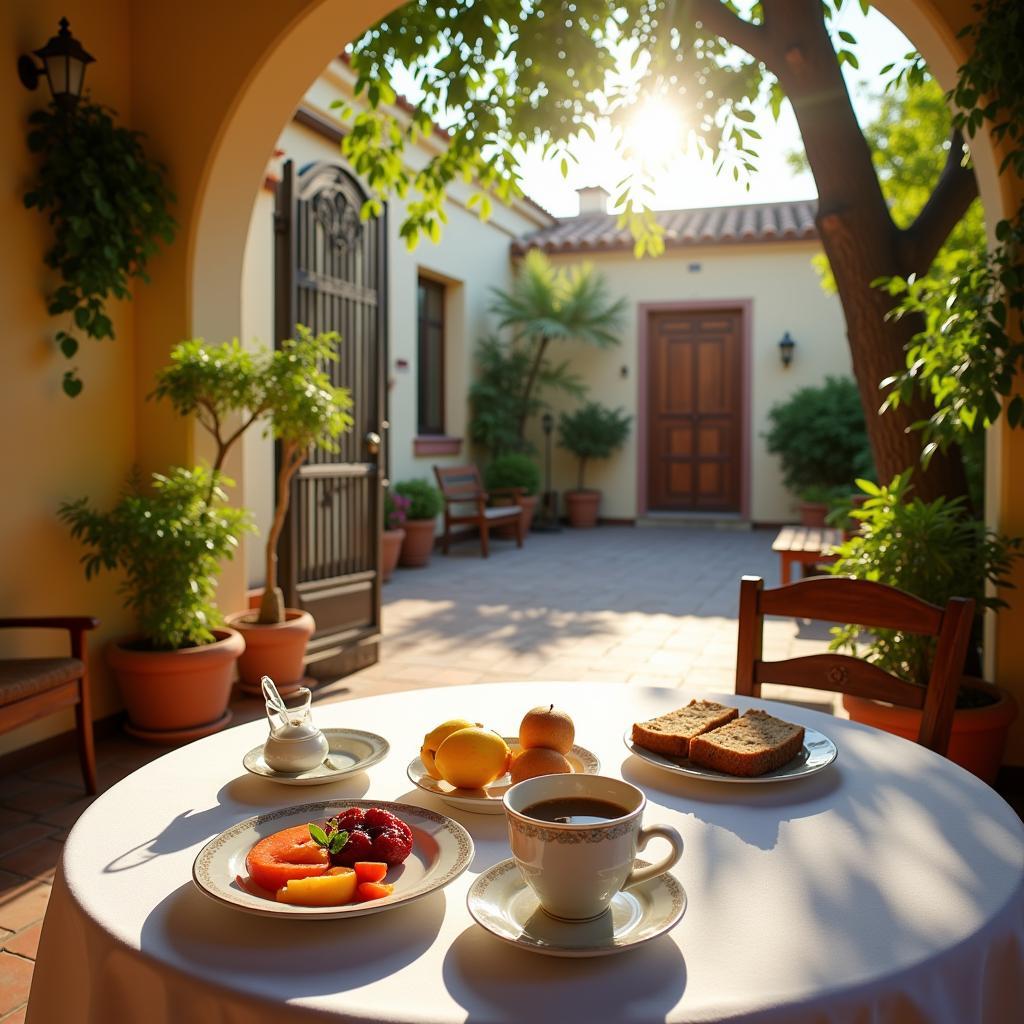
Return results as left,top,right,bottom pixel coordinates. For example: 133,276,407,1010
433,465,525,558
772,526,843,585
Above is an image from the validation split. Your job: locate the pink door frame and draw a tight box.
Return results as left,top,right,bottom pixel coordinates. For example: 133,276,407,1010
636,299,753,520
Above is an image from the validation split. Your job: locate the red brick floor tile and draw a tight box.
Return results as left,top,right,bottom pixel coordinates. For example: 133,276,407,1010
0,826,54,860
37,796,95,831
0,1006,27,1024
2,923,41,960
0,883,50,933
0,777,37,805
0,952,32,1016
0,840,63,883
0,782,81,816
0,812,30,833
19,754,84,789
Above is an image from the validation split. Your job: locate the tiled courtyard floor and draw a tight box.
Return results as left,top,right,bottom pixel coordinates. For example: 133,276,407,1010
0,525,1018,1020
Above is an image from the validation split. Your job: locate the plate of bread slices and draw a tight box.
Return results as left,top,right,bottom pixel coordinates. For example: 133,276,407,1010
625,699,837,783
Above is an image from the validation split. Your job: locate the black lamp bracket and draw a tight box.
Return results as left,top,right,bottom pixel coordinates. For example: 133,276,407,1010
17,55,44,91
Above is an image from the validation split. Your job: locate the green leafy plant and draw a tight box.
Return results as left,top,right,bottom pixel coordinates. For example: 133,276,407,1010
557,403,631,492
484,454,540,497
384,489,412,531
393,479,443,520
764,377,875,500
58,467,253,651
151,326,353,625
828,472,1021,688
24,101,176,397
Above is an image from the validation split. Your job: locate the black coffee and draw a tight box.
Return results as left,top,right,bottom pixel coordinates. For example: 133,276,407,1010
521,797,630,825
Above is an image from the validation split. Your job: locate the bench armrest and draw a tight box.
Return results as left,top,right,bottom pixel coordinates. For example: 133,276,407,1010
0,617,100,632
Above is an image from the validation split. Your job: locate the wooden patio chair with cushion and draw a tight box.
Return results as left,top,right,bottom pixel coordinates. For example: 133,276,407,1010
735,576,974,756
0,617,100,793
433,465,525,558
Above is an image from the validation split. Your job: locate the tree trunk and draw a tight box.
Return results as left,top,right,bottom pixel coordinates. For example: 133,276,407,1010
764,0,968,502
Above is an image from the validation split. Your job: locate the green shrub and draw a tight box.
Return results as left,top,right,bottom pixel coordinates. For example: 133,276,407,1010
557,402,631,491
393,479,443,520
828,471,1020,686
59,467,253,651
485,454,541,496
764,376,874,498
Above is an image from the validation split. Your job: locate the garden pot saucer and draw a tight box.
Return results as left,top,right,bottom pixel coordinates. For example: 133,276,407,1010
124,709,233,744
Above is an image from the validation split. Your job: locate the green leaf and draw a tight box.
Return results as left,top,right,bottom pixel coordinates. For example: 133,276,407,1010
58,333,79,359
329,829,350,854
62,371,83,398
308,823,331,848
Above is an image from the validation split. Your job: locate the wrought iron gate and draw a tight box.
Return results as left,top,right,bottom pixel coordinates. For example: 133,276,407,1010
274,160,387,677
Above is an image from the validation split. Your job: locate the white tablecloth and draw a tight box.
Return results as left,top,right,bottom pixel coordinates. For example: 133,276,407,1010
27,683,1024,1024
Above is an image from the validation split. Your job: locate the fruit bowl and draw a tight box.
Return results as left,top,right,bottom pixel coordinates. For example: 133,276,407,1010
406,739,601,814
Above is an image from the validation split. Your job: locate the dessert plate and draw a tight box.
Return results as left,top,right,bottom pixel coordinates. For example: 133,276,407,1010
623,725,837,784
407,739,601,814
242,728,389,785
467,857,686,957
192,798,473,919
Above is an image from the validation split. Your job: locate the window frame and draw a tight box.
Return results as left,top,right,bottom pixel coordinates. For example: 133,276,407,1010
416,276,446,436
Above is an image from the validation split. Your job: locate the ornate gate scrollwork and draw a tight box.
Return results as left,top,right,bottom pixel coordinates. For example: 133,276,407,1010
312,188,362,250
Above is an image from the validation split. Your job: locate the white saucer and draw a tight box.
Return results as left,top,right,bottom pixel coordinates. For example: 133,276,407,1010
467,857,686,957
407,739,601,814
243,728,389,785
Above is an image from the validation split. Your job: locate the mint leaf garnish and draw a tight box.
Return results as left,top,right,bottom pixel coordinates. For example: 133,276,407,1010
308,823,331,848
329,830,349,854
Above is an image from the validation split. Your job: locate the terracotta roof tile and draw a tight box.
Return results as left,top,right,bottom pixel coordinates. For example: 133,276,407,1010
511,199,818,255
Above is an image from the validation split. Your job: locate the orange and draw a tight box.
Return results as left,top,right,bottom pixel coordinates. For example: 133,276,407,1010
510,746,573,784
246,824,329,891
519,705,575,754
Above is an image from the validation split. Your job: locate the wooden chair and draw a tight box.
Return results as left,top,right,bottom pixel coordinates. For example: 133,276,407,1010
433,465,525,558
735,576,974,756
0,617,100,793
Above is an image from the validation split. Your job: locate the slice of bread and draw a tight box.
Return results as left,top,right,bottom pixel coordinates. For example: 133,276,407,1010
687,710,805,777
632,700,739,758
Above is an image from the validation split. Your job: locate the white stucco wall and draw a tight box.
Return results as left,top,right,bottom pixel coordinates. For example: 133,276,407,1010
533,243,852,524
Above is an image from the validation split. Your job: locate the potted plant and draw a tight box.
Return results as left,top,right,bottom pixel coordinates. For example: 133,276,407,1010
152,326,353,695
59,467,252,741
557,402,631,528
383,489,410,582
485,453,541,534
828,471,1021,784
394,479,443,567
764,376,874,526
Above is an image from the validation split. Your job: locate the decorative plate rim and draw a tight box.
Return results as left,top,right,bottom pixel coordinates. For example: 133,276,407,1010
242,728,390,783
467,857,687,956
192,798,473,918
623,725,838,784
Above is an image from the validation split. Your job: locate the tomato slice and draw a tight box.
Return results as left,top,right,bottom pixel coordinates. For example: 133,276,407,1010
357,881,394,902
246,824,329,891
354,861,388,883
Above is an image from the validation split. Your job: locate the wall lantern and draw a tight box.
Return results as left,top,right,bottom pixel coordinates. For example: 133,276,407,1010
18,18,95,113
778,331,796,368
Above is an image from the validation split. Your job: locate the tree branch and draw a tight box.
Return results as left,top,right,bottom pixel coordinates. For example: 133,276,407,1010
901,130,979,274
680,0,774,65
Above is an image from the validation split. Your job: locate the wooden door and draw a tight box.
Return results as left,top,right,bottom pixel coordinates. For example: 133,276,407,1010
647,309,742,512
275,160,387,678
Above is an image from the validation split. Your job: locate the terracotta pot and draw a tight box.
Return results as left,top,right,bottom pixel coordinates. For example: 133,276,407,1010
495,494,538,538
843,678,1019,785
107,628,244,742
799,502,829,527
565,490,601,528
400,518,437,567
226,608,315,695
382,528,405,581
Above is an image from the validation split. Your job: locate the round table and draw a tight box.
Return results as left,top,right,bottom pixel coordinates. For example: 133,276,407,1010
27,683,1024,1024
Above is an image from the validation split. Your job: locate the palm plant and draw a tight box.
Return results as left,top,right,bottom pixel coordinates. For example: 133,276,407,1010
489,250,626,440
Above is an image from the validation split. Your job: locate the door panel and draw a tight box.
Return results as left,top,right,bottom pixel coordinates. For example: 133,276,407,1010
275,160,387,677
647,309,742,512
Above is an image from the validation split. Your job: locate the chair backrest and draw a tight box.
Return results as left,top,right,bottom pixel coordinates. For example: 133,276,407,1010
434,465,484,501
735,575,975,755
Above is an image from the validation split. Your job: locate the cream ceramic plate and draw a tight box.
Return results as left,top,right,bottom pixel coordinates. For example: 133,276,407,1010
467,857,686,957
192,798,474,919
406,739,601,814
623,725,838,783
242,728,389,785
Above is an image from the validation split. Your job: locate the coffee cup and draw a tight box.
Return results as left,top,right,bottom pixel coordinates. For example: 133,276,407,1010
503,773,683,921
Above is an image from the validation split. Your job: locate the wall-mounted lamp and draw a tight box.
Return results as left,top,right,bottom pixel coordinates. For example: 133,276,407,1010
778,331,796,368
18,18,95,113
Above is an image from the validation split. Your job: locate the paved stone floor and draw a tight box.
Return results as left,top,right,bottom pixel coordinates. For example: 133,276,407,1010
0,525,1017,1020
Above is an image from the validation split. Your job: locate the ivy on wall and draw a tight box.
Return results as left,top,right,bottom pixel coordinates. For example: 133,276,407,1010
24,101,176,396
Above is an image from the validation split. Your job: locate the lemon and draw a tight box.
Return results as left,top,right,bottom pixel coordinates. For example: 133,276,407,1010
434,728,511,789
421,718,478,780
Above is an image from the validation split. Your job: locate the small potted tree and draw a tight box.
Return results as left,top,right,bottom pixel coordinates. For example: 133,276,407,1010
485,453,541,534
382,489,410,582
60,467,252,741
829,471,1021,783
394,479,443,567
557,402,631,528
152,326,352,695
764,376,874,525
